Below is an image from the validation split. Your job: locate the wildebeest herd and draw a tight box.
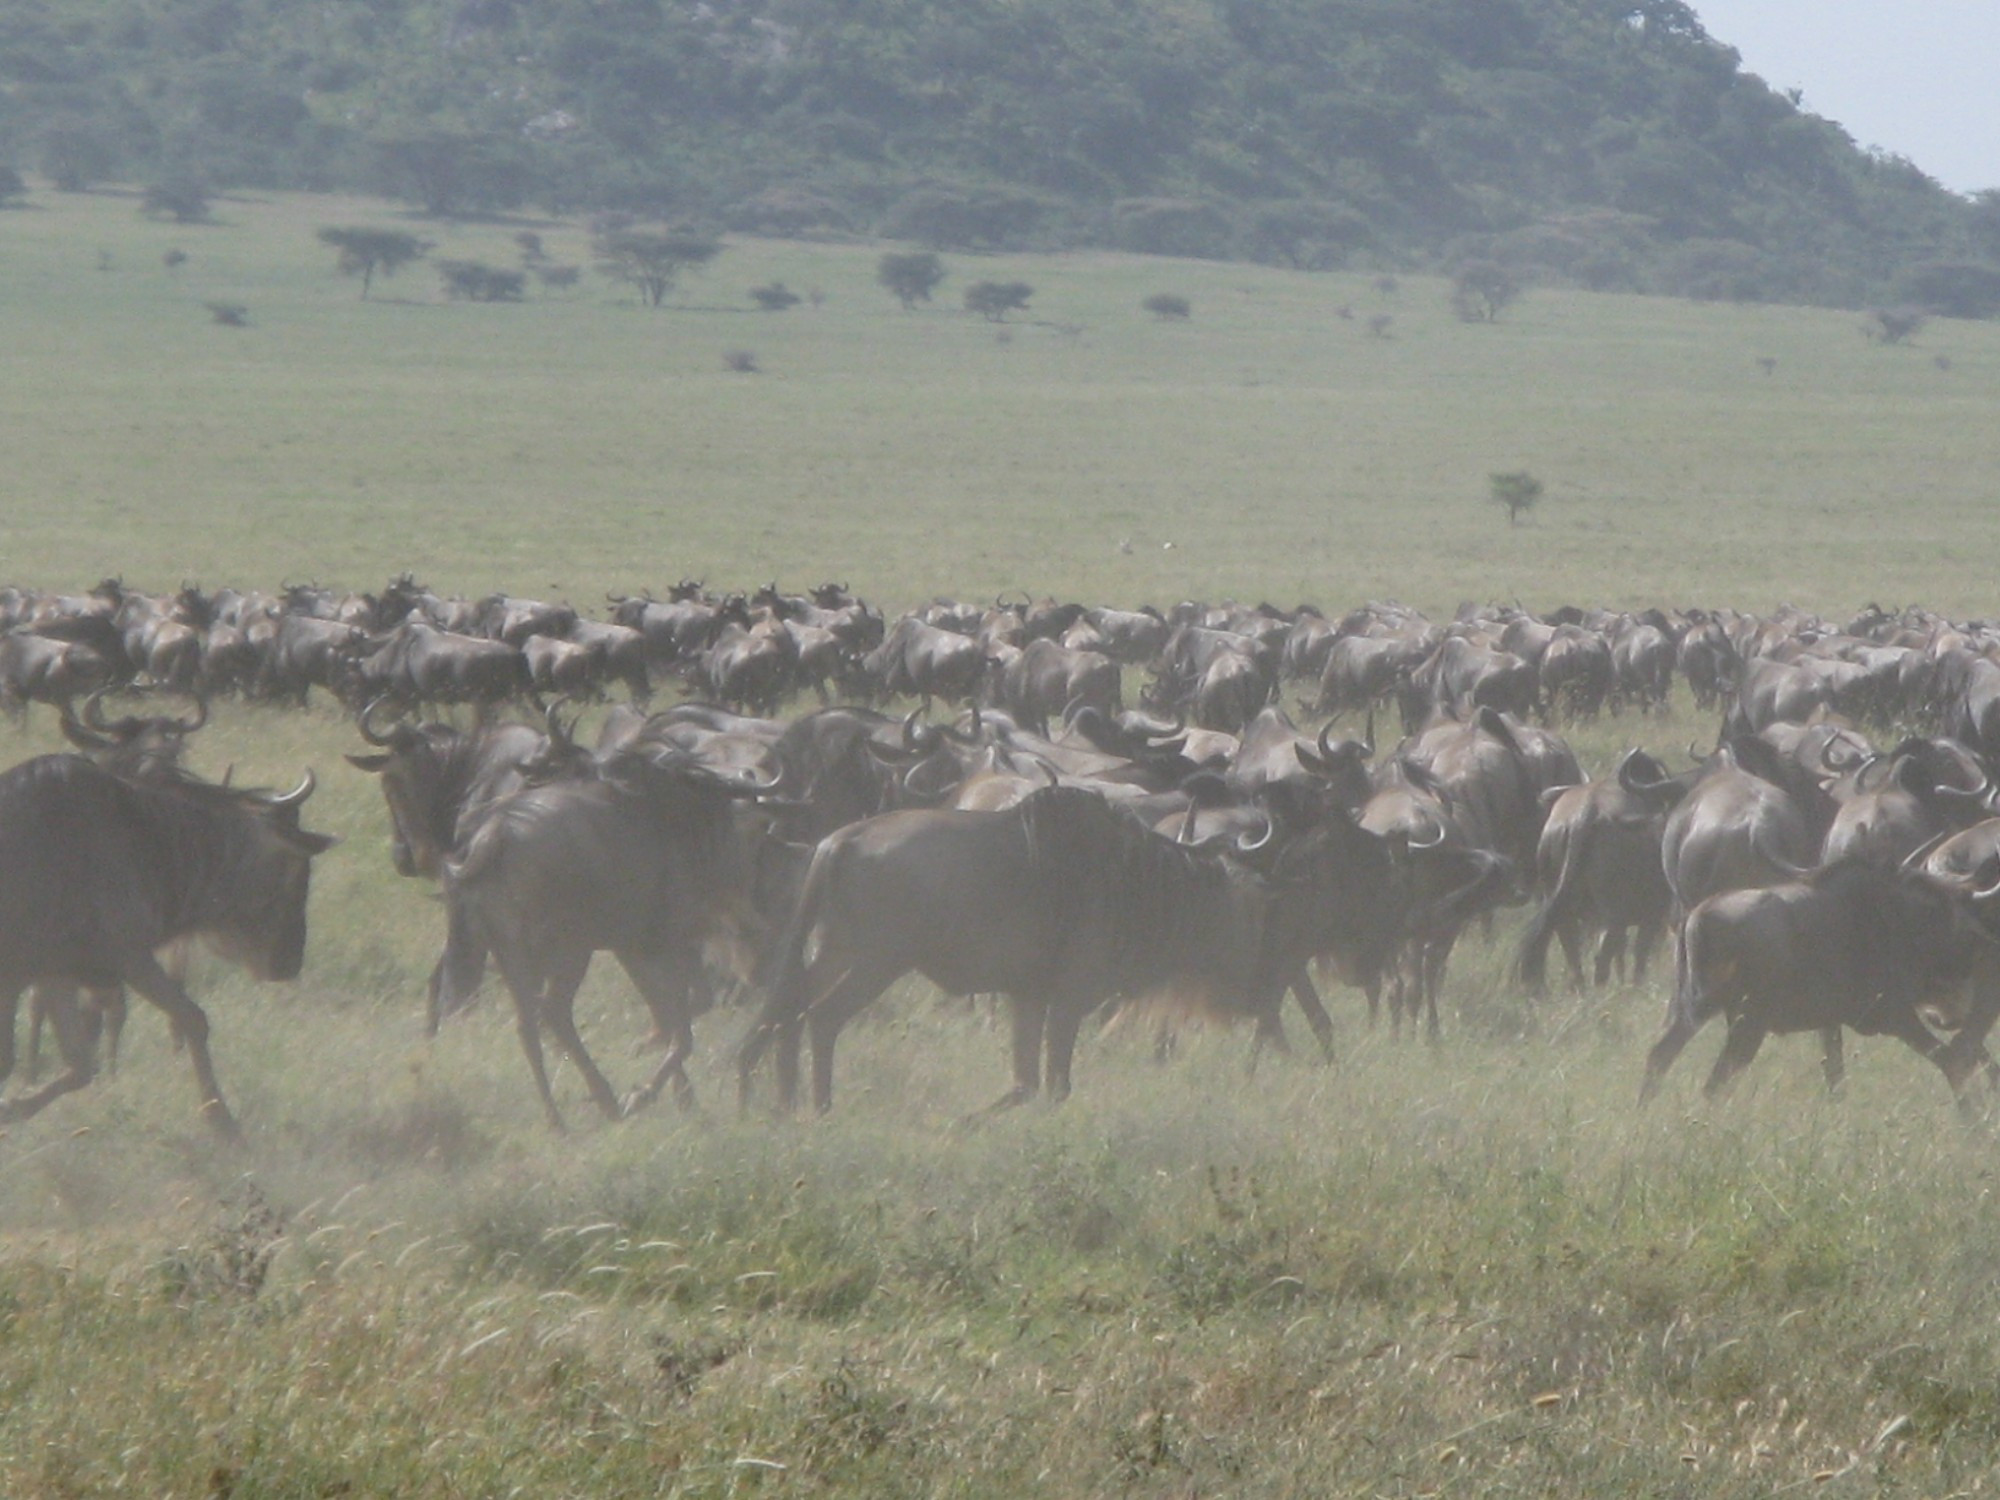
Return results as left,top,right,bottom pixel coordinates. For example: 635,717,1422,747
7,577,2000,1135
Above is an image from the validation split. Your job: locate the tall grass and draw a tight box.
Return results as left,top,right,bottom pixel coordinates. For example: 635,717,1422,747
4,186,2000,1495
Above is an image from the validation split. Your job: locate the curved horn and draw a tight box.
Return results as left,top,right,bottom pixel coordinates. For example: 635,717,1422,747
1406,814,1447,850
1235,814,1274,855
902,706,939,753
173,691,209,735
1359,708,1375,759
1900,828,1958,874
57,695,115,752
357,695,400,747
83,687,118,734
266,769,317,810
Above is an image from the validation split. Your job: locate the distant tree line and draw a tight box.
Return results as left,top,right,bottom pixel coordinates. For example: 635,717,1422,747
4,0,1998,315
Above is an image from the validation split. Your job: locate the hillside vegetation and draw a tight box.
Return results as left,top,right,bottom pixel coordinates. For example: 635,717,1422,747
5,0,1999,309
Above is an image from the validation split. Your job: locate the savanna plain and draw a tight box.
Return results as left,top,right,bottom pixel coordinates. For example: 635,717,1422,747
4,187,2000,1497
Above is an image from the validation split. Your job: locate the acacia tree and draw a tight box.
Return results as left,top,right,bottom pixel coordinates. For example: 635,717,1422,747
965,280,1033,321
877,251,945,309
1452,260,1522,323
594,229,722,307
1489,470,1543,525
317,227,432,298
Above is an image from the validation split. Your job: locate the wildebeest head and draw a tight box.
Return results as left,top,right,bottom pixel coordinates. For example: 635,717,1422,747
345,697,542,877
195,770,337,981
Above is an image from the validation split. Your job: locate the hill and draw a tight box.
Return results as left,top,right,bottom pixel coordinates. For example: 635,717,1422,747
3,0,1998,309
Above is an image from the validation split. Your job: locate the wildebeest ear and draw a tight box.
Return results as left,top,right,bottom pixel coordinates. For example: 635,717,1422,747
344,752,393,773
292,830,340,855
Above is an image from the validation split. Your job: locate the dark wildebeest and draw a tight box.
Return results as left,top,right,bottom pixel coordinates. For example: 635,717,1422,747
738,787,1276,1115
0,630,113,715
433,747,779,1129
1515,749,1681,994
1639,859,2000,1105
0,756,334,1134
345,698,551,1032
355,621,525,709
861,615,987,711
25,690,213,1076
990,638,1121,734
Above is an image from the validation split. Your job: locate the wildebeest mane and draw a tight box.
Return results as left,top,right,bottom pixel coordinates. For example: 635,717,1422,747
1012,786,1258,999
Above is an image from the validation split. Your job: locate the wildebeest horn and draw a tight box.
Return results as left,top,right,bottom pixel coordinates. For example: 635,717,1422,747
1358,709,1375,759
902,706,940,753
266,769,316,809
1900,828,1958,874
1617,747,1663,794
357,695,401,747
1815,735,1866,774
1235,814,1274,855
1406,815,1447,850
174,691,209,735
57,695,115,752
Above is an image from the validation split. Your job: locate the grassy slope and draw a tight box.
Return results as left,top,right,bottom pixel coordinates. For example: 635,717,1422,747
3,188,2000,1497
3,187,1998,613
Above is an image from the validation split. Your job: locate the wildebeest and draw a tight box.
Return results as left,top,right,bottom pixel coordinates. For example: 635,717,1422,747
1639,859,2000,1105
1515,749,1680,993
0,756,333,1134
861,615,987,710
738,787,1276,1115
433,745,779,1128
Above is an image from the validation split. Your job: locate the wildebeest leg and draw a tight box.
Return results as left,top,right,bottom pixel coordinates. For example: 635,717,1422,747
1639,1011,1705,1105
981,995,1045,1112
93,987,130,1074
797,963,896,1115
0,983,100,1125
491,944,567,1131
1701,1017,1769,1099
1421,933,1457,1045
122,952,237,1138
1288,967,1337,1064
1556,916,1586,991
1593,926,1627,989
1632,918,1665,985
1819,1026,1846,1095
534,949,627,1124
1041,999,1088,1104
616,948,699,1114
0,983,22,1093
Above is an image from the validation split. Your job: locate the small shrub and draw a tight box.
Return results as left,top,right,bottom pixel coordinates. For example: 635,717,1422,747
749,281,801,311
142,177,211,223
162,248,188,271
1451,260,1522,322
1142,292,1191,320
965,280,1033,321
535,264,581,293
204,301,250,326
1489,469,1544,525
1366,312,1394,338
877,251,944,309
437,260,526,302
1863,306,1927,344
1373,274,1399,294
723,349,759,372
514,230,546,264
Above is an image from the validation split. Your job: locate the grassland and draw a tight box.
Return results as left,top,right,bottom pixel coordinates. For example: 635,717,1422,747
5,185,2000,1498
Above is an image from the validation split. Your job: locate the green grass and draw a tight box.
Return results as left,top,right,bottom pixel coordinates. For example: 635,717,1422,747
3,184,1998,612
5,186,2000,1497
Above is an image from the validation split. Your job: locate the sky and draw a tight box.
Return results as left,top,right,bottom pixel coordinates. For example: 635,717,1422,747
1692,1,2000,195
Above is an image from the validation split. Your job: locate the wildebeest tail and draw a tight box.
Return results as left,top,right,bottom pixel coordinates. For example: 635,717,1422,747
1514,820,1587,994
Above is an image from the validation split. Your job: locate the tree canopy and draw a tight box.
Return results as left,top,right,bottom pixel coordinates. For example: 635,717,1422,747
1,0,1993,310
